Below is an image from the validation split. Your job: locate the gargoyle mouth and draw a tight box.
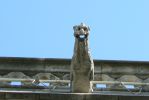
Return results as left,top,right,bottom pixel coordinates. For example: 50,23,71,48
79,34,86,39
75,34,87,42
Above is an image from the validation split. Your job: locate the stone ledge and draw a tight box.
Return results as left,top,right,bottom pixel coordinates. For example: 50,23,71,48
0,91,149,100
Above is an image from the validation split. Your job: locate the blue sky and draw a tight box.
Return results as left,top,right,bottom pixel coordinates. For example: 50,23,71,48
0,0,149,61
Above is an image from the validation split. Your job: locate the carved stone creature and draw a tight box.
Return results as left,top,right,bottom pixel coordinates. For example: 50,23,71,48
71,23,94,93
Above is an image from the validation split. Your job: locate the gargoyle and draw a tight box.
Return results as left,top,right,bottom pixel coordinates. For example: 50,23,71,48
70,23,94,93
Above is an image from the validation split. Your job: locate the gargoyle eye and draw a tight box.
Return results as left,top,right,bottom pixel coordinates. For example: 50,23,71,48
78,27,81,30
84,27,87,31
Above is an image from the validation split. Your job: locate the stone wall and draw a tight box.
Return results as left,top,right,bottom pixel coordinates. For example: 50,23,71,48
0,57,149,99
0,57,149,82
0,92,149,100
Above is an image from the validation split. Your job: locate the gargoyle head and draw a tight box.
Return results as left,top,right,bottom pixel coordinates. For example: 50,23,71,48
73,23,90,41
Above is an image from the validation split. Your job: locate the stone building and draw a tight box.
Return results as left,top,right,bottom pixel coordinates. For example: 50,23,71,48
0,57,149,100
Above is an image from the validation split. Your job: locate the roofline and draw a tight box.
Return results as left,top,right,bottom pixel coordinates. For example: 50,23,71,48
0,56,149,65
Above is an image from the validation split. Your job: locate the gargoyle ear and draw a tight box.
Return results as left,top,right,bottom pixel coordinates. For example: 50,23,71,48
88,26,90,31
73,26,77,31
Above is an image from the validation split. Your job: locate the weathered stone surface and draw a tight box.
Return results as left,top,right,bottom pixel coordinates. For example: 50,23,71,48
33,73,60,80
0,57,149,93
0,92,149,100
117,75,142,82
3,72,30,78
6,93,37,100
70,23,94,93
102,64,138,75
94,74,115,81
63,74,70,80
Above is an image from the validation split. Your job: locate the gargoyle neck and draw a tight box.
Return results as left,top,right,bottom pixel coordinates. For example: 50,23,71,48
73,38,89,61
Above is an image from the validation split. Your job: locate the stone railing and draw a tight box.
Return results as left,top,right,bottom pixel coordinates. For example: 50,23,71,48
0,57,149,92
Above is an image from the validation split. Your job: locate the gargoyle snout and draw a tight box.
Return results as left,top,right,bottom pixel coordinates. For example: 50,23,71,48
80,28,85,34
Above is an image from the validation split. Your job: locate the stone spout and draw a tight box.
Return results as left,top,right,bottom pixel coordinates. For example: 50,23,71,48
70,23,94,93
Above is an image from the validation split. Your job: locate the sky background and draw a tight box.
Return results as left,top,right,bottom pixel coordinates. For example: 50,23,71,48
0,0,149,61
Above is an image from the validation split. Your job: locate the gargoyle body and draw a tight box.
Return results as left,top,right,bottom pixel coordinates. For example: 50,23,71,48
71,23,94,93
